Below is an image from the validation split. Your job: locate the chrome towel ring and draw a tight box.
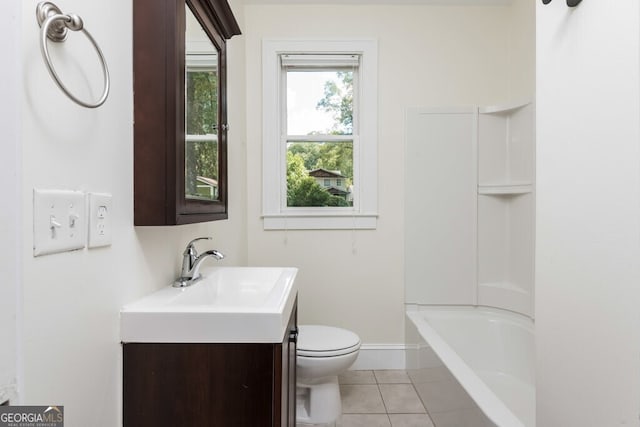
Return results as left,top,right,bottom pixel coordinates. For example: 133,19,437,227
36,2,110,108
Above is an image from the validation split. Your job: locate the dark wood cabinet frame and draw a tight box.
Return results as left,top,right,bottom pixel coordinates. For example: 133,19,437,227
133,0,241,225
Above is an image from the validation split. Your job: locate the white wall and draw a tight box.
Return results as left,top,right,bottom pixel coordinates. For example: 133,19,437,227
0,0,21,405
19,0,246,425
508,0,535,101
245,4,512,345
536,1,640,425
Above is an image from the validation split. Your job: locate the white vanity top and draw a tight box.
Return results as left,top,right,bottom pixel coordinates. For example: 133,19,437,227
120,266,298,343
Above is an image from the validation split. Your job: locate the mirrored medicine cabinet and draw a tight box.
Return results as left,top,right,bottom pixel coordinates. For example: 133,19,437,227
133,0,241,225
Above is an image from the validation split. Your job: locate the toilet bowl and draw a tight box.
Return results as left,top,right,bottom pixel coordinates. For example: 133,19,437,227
296,325,361,426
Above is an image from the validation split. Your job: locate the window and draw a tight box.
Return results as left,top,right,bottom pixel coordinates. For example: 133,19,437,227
284,57,355,208
262,40,378,230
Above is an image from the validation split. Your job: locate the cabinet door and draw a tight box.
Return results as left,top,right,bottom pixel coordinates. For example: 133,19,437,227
133,0,240,225
123,343,276,426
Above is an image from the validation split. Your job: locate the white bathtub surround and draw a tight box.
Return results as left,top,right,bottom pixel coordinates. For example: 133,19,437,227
406,305,534,427
405,103,535,318
403,102,535,426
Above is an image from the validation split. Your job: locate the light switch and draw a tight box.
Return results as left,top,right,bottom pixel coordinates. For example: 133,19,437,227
88,193,112,248
33,189,86,256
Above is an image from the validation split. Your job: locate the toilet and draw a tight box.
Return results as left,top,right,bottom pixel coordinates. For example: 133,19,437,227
296,325,361,426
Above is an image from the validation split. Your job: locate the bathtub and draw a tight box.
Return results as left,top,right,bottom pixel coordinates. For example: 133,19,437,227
406,306,534,427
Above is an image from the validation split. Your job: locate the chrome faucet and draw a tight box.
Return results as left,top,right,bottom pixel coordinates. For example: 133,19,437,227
173,237,225,288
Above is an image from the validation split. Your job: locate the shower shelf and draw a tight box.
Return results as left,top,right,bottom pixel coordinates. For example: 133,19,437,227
477,101,535,317
479,101,530,115
478,183,533,195
479,281,529,294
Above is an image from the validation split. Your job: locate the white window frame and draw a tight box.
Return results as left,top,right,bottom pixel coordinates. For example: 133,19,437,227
262,39,378,230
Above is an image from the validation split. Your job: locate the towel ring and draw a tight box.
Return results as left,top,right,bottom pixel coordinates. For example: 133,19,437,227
36,2,110,109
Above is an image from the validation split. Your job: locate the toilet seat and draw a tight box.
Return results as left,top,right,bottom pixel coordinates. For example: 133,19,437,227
297,325,361,358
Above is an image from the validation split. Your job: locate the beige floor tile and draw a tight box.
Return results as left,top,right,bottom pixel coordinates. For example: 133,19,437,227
429,408,494,427
339,370,377,384
340,384,387,414
336,414,392,427
374,370,411,384
407,366,455,384
379,384,426,414
388,413,435,427
413,379,476,413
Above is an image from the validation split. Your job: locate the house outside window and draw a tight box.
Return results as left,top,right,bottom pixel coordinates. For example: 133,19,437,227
262,40,378,230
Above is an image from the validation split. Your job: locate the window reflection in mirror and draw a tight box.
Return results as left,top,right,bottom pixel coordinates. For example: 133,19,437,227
185,5,219,201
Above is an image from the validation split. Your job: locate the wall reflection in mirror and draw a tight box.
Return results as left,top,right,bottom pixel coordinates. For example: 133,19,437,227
185,5,220,201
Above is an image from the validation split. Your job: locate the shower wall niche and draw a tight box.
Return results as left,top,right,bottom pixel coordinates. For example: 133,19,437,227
405,102,534,317
477,103,534,316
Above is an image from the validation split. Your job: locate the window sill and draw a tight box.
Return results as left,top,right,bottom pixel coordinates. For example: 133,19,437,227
262,212,378,230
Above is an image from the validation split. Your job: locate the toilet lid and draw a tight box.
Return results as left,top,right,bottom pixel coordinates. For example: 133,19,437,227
297,325,361,357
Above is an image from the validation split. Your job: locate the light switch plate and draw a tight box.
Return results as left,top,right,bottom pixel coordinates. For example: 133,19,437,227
88,192,112,248
33,189,86,256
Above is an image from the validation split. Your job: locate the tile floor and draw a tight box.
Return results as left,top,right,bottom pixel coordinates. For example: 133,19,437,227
333,369,493,427
335,370,435,427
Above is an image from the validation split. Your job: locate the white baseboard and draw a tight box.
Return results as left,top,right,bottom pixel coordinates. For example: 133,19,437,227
349,344,410,370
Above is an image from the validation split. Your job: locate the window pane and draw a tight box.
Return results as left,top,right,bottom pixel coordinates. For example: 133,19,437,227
185,136,218,200
287,71,353,136
286,142,353,207
185,68,219,201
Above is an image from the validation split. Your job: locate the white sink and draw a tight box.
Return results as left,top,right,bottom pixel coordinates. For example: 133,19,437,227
120,266,298,343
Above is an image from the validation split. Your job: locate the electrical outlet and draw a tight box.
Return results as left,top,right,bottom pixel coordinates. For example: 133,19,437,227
88,193,112,248
33,189,86,256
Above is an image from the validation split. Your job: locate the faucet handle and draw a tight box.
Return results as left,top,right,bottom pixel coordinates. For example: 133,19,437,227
187,236,212,247
184,237,213,256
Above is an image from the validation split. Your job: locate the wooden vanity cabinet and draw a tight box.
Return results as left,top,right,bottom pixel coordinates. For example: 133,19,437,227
123,303,297,426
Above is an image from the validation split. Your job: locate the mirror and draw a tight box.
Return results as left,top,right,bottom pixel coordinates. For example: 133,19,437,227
185,6,219,202
133,0,240,225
